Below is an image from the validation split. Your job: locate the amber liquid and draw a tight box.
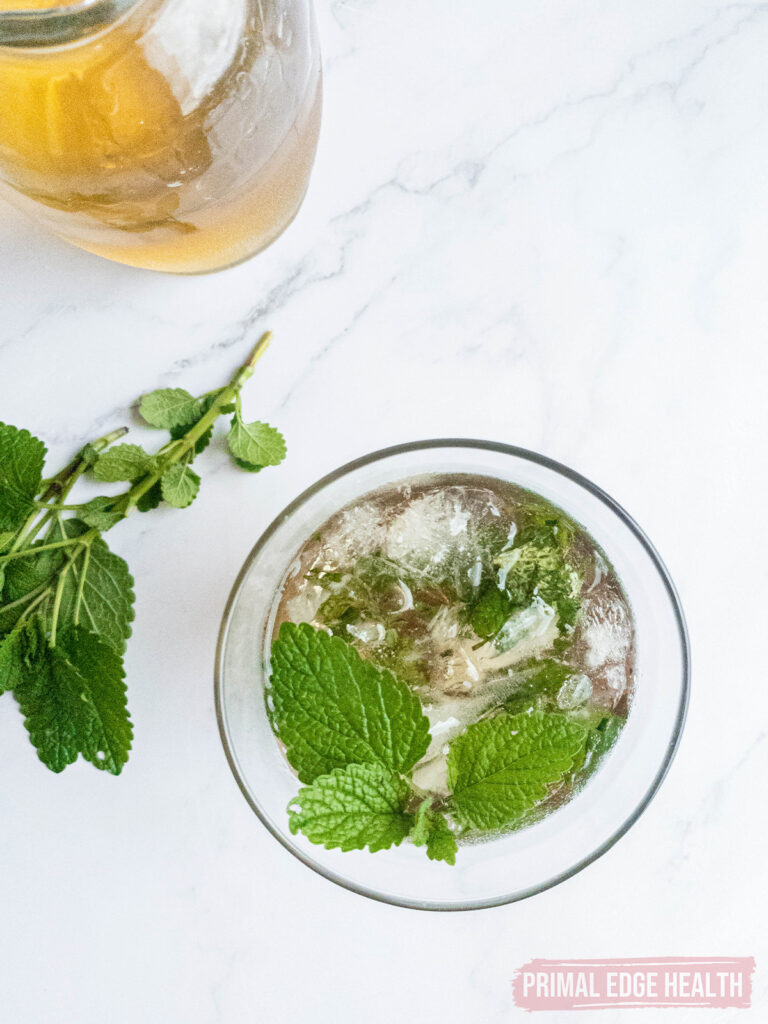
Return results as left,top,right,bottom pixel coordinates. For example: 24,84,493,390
0,0,321,272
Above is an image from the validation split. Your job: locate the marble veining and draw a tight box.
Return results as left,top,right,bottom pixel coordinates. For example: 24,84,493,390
1,1,767,1021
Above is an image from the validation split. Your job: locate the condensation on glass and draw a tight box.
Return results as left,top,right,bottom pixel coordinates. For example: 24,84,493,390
0,0,322,272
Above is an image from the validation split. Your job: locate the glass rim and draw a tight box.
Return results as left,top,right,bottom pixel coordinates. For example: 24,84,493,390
0,0,138,48
214,438,691,912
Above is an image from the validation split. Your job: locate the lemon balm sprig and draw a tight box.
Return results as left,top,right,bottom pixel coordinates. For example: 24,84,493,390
0,333,285,774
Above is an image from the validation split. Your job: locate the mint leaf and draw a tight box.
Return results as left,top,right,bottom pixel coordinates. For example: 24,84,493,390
494,510,582,633
269,623,430,783
571,713,624,776
447,711,587,831
136,480,162,513
504,658,574,715
51,521,135,654
231,456,264,474
411,800,458,865
228,418,286,471
467,583,513,641
80,443,101,468
168,393,217,455
0,619,43,694
92,444,155,483
0,542,64,639
139,388,201,429
78,496,124,531
174,424,213,456
160,463,200,508
55,626,132,772
288,763,413,853
12,621,131,774
0,423,46,532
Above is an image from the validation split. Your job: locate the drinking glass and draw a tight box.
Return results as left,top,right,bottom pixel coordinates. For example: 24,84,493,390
216,441,690,910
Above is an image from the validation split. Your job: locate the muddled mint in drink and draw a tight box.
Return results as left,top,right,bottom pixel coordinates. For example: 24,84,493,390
268,476,635,863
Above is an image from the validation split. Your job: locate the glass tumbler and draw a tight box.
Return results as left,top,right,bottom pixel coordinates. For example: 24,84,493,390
216,441,690,910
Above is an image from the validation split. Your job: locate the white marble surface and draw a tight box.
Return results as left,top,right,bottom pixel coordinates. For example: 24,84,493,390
1,1,767,1021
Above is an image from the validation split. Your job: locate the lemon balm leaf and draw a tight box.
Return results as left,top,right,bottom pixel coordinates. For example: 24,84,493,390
0,423,46,532
139,388,202,429
227,417,286,471
411,800,458,865
447,711,587,831
9,620,132,774
160,463,200,508
288,763,413,853
52,521,135,654
92,444,156,483
269,622,430,783
136,480,163,513
78,496,125,531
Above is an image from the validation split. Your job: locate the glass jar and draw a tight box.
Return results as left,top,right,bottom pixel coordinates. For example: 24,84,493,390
0,0,321,273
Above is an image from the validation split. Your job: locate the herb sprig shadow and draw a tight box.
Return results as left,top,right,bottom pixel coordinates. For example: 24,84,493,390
0,332,284,774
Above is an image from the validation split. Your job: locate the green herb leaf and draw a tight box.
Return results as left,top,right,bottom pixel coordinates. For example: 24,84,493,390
411,800,458,865
136,481,163,513
496,521,582,632
167,393,218,454
48,521,135,654
288,763,413,853
227,418,286,471
139,388,201,429
0,619,40,694
467,583,514,641
504,658,574,715
0,542,65,639
447,711,587,831
78,496,124,531
9,618,131,773
0,423,46,532
80,443,101,468
571,713,624,776
269,622,430,783
92,444,155,483
160,463,200,509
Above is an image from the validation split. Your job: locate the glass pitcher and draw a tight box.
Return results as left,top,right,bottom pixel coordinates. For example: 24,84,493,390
0,0,321,273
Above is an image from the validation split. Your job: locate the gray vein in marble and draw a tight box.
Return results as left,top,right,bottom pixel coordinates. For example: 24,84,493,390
668,730,766,871
276,272,396,410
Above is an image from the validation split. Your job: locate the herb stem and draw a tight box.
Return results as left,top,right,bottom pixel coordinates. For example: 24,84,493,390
123,333,274,512
40,427,129,505
73,545,90,625
17,587,50,626
0,536,79,563
0,581,49,614
49,567,68,647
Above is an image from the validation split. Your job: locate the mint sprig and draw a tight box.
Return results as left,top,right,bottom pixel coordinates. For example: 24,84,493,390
0,332,284,774
271,628,589,864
